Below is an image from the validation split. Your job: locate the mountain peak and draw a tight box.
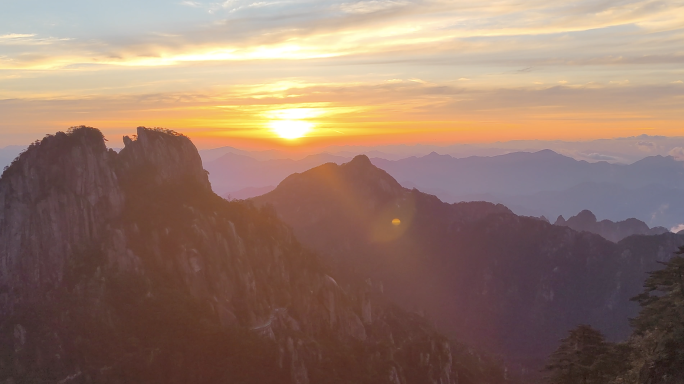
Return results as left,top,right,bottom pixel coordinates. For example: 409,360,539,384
535,149,559,156
119,127,210,190
0,126,124,292
2,126,108,179
573,209,598,224
558,209,663,242
347,154,372,167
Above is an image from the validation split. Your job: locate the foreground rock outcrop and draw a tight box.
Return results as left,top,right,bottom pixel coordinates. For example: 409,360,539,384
0,127,508,384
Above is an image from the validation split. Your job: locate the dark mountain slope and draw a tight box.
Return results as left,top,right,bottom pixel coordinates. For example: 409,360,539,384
0,127,507,384
254,155,684,368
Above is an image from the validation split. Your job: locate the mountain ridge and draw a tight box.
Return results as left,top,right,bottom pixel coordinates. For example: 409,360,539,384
555,210,669,242
0,126,509,384
254,154,684,373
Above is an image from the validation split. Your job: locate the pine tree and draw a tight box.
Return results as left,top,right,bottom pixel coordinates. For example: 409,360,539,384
626,245,684,383
544,325,613,384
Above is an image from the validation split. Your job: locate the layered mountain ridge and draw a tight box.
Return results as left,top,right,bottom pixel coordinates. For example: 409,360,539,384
0,127,507,384
254,155,684,372
199,148,684,228
554,210,669,242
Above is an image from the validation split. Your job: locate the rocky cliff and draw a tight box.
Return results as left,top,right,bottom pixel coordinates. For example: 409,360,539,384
253,155,684,374
0,127,508,384
554,209,669,242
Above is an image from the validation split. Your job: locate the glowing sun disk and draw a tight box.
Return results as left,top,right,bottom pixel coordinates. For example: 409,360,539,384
269,120,313,139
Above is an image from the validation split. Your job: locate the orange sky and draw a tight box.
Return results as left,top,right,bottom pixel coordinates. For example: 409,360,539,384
1,0,683,148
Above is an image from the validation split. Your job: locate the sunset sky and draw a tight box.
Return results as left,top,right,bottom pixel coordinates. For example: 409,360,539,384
1,0,683,149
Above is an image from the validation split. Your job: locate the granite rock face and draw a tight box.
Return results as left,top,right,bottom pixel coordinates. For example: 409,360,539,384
0,128,123,308
0,127,501,384
119,127,210,189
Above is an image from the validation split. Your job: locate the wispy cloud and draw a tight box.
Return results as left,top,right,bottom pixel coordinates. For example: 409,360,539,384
2,0,684,69
668,147,684,161
180,1,202,7
0,34,36,40
339,0,410,14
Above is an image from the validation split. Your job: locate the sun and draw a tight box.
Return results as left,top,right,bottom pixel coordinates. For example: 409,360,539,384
269,120,313,139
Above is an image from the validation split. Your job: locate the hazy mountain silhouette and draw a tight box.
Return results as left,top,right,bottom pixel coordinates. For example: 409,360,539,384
457,182,684,230
203,149,683,228
369,151,684,228
254,155,684,370
199,146,297,162
194,147,684,228
554,210,669,242
204,152,349,196
371,151,684,197
0,128,511,384
226,185,276,200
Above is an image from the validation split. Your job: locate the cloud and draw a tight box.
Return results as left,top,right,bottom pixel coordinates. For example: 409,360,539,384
578,152,620,162
339,0,410,14
636,141,656,152
2,0,684,70
609,80,630,85
651,203,669,223
671,224,684,233
668,147,684,161
0,34,36,40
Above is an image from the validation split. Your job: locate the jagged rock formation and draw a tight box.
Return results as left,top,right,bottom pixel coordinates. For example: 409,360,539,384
253,155,684,374
554,210,669,242
0,127,509,384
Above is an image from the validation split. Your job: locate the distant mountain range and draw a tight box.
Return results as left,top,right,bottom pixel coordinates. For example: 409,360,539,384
457,182,684,230
554,210,669,242
372,150,684,196
201,148,684,228
371,151,684,229
254,155,684,372
318,135,684,164
200,134,684,164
